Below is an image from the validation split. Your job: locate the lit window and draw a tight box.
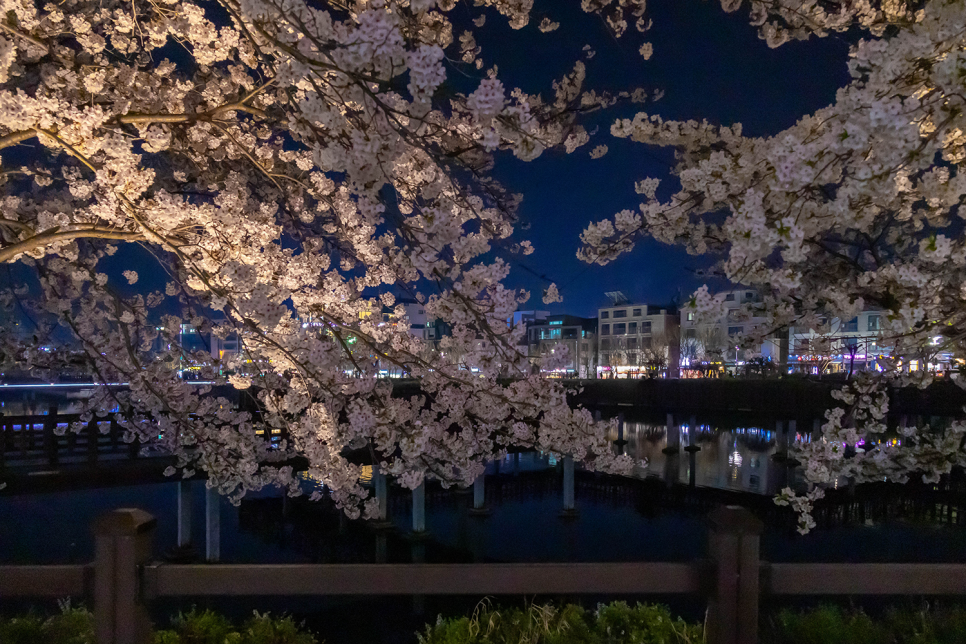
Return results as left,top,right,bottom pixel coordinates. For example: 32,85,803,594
687,312,694,321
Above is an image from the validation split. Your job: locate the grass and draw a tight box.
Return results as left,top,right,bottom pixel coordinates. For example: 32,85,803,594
762,604,966,644
7,601,966,644
417,600,704,644
0,605,317,644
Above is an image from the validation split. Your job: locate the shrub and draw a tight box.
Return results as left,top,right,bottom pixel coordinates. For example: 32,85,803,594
0,602,94,644
417,600,703,644
153,609,317,644
763,604,966,644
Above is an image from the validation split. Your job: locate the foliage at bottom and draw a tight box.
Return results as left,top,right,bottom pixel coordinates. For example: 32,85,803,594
417,601,704,644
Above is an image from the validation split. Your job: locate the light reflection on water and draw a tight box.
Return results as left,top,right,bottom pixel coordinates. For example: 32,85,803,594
610,422,809,495
457,422,807,496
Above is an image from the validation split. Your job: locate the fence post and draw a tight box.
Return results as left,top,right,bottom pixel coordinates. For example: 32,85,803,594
43,405,59,466
93,508,156,644
87,420,99,466
707,505,763,644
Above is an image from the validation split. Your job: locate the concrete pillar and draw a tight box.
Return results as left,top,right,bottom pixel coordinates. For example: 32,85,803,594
664,413,680,453
412,481,426,533
562,455,575,513
177,480,192,548
689,415,697,446
774,420,788,460
473,473,485,509
93,509,155,644
663,450,680,486
374,462,388,522
205,486,220,562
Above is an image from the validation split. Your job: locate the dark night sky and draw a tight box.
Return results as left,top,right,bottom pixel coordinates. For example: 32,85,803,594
472,0,852,317
7,0,853,323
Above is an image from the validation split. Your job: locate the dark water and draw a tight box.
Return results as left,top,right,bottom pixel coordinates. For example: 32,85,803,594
3,450,966,644
3,450,965,567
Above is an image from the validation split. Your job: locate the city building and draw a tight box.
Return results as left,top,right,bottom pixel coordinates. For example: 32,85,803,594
381,297,428,340
526,315,598,378
597,302,680,379
788,310,892,375
679,289,785,377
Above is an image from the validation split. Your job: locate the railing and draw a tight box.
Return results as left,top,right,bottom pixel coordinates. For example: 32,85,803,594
0,413,138,469
4,506,966,644
0,410,285,473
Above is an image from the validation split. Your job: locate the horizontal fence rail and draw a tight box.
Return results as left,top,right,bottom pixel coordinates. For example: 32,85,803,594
142,562,704,598
764,563,966,595
5,506,966,644
0,564,90,597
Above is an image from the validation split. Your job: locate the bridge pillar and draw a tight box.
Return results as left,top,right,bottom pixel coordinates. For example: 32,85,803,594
373,462,389,523
616,413,626,454
205,486,220,562
664,413,680,453
469,472,492,516
412,481,426,533
561,455,577,516
177,480,192,548
773,421,787,460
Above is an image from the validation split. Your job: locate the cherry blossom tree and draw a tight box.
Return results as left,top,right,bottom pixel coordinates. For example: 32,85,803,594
579,0,966,531
0,0,658,513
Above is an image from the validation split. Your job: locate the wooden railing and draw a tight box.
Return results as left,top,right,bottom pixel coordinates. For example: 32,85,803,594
4,506,966,644
0,410,286,472
0,413,139,469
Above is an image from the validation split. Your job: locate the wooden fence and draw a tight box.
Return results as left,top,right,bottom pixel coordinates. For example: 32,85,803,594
4,506,966,644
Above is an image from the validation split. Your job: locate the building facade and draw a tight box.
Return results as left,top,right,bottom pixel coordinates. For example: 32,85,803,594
679,289,785,377
597,304,680,378
788,310,891,374
527,315,598,378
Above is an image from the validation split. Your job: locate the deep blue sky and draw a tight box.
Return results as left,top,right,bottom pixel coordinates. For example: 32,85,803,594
6,0,852,324
471,0,852,317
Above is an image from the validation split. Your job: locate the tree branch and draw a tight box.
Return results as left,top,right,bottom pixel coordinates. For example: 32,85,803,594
0,227,145,263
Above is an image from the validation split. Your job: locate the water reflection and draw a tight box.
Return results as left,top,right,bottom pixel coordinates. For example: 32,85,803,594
608,422,806,495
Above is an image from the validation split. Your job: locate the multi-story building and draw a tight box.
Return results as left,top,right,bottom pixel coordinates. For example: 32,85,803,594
381,297,428,340
679,289,785,376
597,304,680,378
527,315,598,378
788,310,891,375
